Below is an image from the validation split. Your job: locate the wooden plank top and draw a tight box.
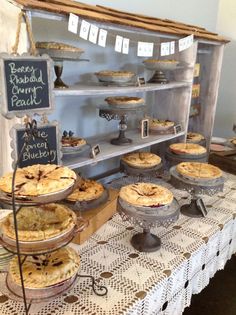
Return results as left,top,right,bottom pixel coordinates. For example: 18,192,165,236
11,0,229,43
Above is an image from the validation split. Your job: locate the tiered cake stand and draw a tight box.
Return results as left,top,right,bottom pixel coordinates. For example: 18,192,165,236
169,165,225,217
99,105,144,145
117,197,179,252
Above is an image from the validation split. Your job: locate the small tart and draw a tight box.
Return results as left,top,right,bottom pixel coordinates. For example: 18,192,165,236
187,132,204,143
0,164,76,196
176,162,222,180
105,96,144,106
36,41,84,53
95,70,134,77
0,203,77,241
169,143,207,155
66,178,104,202
119,183,173,207
9,247,80,288
149,118,175,129
121,152,161,169
61,136,86,147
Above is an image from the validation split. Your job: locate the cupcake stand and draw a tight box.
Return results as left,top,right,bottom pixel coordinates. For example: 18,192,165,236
0,121,107,315
169,165,225,218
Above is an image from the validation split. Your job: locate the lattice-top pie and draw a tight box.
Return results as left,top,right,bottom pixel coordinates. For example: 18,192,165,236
187,132,204,143
105,96,144,106
66,178,104,202
0,164,76,196
119,183,173,207
0,203,77,241
9,247,80,288
169,143,207,155
176,162,222,180
121,152,161,169
36,41,84,53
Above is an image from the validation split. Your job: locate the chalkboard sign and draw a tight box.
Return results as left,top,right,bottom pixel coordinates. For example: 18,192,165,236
10,122,62,168
0,53,54,119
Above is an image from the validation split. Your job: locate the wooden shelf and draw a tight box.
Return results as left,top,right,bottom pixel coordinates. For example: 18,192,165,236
54,81,191,97
62,129,185,169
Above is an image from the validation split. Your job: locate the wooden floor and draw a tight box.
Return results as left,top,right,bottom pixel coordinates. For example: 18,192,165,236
184,255,236,315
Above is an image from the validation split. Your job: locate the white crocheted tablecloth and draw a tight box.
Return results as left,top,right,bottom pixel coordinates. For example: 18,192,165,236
0,173,236,315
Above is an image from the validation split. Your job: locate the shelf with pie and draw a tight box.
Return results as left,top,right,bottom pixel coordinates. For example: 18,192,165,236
62,129,185,169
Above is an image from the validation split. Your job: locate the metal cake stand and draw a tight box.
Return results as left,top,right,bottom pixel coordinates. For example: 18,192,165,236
120,160,163,181
99,105,145,145
169,165,225,218
117,197,179,252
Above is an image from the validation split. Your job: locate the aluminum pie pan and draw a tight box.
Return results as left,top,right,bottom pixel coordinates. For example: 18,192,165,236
117,196,179,222
37,48,84,61
0,177,78,206
143,60,179,71
6,269,79,303
166,148,207,159
120,160,163,175
95,72,135,84
0,217,87,255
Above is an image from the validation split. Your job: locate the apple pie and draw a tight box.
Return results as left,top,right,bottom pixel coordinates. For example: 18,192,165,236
187,132,204,143
0,164,76,197
105,96,144,106
176,162,222,180
9,247,80,288
149,118,175,130
66,178,104,202
169,143,207,155
36,41,84,53
0,203,77,241
121,152,161,169
119,183,173,207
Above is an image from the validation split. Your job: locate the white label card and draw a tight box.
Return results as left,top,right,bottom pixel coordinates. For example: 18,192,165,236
137,42,153,57
170,41,175,54
98,29,107,47
161,42,170,56
115,35,123,53
68,13,79,34
89,24,99,44
122,38,130,54
79,20,90,40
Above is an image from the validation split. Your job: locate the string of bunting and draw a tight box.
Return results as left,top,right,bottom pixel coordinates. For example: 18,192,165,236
68,13,194,57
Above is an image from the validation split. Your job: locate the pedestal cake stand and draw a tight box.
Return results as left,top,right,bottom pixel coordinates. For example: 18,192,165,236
117,197,179,252
169,165,225,218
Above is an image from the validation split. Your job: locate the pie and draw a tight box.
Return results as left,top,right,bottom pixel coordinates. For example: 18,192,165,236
119,183,173,207
95,70,135,78
61,136,86,148
169,143,207,155
66,178,104,202
121,152,161,169
187,132,204,143
0,203,77,241
105,96,144,106
143,59,177,63
9,247,80,288
0,164,76,196
231,138,236,146
176,162,222,180
36,41,84,53
149,118,175,130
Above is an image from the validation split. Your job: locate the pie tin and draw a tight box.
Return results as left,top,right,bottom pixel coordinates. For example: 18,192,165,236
165,148,208,168
95,72,135,84
120,160,163,176
149,123,175,132
37,48,84,61
0,177,78,206
0,217,88,255
6,270,79,303
143,60,179,71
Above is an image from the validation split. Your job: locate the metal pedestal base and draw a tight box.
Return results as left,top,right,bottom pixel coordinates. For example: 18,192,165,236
111,135,132,145
148,70,169,84
54,64,68,88
180,198,203,218
131,229,161,252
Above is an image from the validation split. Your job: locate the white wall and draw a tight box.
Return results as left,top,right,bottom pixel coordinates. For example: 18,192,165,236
214,0,236,137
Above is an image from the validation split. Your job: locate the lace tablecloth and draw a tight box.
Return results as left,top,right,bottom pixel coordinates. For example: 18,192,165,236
0,173,236,315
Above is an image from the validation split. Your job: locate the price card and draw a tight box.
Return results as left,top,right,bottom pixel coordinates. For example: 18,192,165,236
115,35,123,53
98,29,107,47
174,124,182,134
89,24,99,44
141,119,149,139
122,38,130,54
138,77,146,86
90,144,101,158
68,13,79,34
161,42,170,56
79,20,90,40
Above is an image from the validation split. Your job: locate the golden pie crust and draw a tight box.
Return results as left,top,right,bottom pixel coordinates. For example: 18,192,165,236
66,178,104,202
169,143,206,155
231,138,236,145
121,152,161,169
119,183,173,207
0,203,77,241
0,164,76,196
95,70,134,77
105,96,144,106
149,118,175,128
61,136,86,147
9,247,80,288
187,132,204,143
36,41,84,52
176,162,222,180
